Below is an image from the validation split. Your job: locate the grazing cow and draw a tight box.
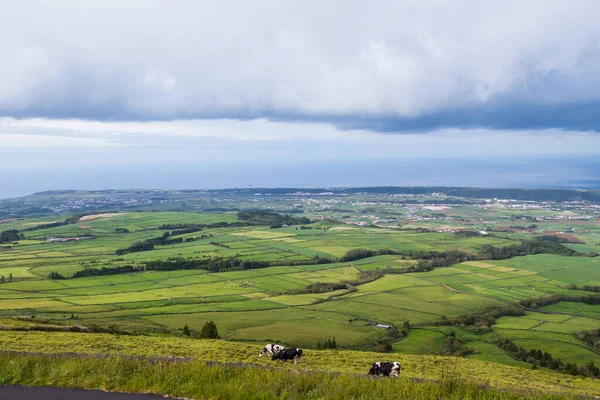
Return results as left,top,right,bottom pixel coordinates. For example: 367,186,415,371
368,362,401,378
272,348,303,364
259,344,285,358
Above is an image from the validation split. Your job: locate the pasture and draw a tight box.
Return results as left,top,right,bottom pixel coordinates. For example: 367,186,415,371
0,331,599,398
0,208,599,379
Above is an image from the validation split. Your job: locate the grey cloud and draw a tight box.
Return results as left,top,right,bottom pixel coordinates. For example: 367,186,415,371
1,0,600,131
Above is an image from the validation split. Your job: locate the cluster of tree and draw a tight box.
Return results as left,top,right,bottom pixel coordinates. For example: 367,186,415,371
115,230,208,255
296,282,348,294
533,235,574,244
508,224,537,230
346,269,386,287
519,293,600,309
311,254,335,264
409,250,475,273
339,248,379,262
338,247,416,262
441,330,475,357
172,226,204,235
437,304,525,333
0,273,13,283
159,223,202,232
291,270,385,296
159,222,248,233
115,228,130,233
478,240,576,259
568,284,600,293
167,234,209,245
495,336,599,378
0,230,23,243
48,271,66,280
576,329,600,350
72,265,139,278
115,240,155,255
316,337,337,349
144,257,271,273
237,210,310,226
21,215,82,232
371,322,410,353
209,241,230,248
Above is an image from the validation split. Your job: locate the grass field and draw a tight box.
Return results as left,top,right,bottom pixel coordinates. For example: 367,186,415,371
0,206,599,395
0,331,598,398
0,353,577,400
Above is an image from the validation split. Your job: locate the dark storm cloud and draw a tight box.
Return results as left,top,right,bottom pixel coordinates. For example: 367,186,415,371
1,0,600,132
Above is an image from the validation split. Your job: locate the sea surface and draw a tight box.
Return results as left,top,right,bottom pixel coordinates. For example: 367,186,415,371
0,156,598,199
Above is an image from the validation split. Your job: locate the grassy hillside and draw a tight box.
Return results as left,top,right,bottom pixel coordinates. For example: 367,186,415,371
0,331,597,398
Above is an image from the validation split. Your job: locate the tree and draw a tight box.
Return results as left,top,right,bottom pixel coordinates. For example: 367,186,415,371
48,271,65,280
8,273,12,282
0,230,23,243
200,321,220,339
182,324,191,336
1,276,4,283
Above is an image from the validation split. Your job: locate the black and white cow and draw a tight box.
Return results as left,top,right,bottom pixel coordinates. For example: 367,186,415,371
368,361,401,378
259,344,285,358
272,348,303,364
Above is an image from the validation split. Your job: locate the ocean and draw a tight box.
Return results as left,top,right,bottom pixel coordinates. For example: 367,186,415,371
0,156,598,199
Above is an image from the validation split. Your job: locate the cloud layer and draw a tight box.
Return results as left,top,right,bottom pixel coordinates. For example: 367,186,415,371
2,0,600,131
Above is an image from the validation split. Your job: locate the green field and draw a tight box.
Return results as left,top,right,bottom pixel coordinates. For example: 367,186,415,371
0,199,599,396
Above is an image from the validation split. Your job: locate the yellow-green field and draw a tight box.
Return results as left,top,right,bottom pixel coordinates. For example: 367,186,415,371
0,208,599,396
0,330,597,398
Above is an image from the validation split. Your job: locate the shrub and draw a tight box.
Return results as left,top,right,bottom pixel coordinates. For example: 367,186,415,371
200,321,220,339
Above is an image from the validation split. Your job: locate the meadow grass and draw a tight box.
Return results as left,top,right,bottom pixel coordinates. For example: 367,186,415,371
0,353,578,400
0,332,597,398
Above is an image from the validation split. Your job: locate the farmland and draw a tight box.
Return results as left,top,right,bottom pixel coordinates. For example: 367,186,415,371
0,188,599,396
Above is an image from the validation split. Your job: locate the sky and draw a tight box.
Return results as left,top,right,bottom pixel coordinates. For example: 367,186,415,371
0,0,599,197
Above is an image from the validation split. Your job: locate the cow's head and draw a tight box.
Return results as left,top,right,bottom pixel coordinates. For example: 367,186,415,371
391,362,401,377
272,345,283,354
259,347,267,357
368,363,380,375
